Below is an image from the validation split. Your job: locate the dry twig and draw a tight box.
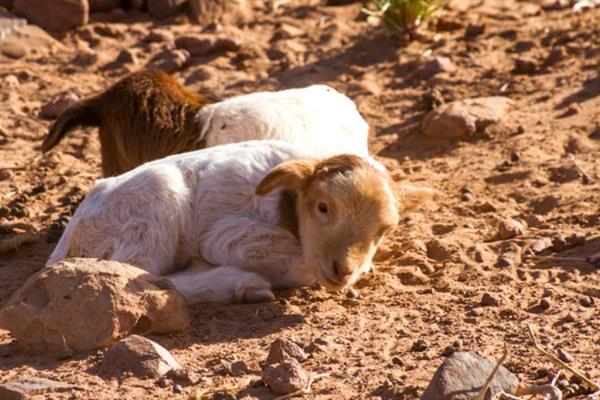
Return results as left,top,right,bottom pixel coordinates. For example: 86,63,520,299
474,345,509,400
527,324,599,392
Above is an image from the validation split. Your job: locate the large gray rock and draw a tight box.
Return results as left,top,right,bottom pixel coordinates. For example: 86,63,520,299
0,378,71,400
0,258,190,353
14,0,88,32
422,97,511,141
99,335,181,379
422,352,519,400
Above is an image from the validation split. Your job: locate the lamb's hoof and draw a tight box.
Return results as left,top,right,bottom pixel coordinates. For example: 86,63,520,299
243,287,276,303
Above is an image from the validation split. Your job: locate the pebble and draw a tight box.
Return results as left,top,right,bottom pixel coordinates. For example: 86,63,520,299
145,29,174,43
465,23,486,37
40,91,79,119
261,358,309,395
266,339,308,365
115,49,138,65
481,292,503,307
539,298,551,310
417,56,456,80
442,345,457,357
557,348,573,363
513,57,538,75
580,296,594,308
148,48,189,73
496,218,525,240
411,339,427,352
392,356,404,366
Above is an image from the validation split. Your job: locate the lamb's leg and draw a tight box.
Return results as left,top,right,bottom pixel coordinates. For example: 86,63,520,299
166,265,275,304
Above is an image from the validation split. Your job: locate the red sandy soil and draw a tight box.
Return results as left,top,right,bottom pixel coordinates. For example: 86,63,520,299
1,0,599,398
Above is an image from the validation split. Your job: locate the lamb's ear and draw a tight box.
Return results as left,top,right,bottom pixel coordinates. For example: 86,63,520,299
256,159,317,195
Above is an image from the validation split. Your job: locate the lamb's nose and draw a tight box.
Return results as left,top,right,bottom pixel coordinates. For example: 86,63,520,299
332,260,352,280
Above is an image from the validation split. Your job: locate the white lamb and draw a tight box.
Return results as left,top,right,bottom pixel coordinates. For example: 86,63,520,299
47,140,402,304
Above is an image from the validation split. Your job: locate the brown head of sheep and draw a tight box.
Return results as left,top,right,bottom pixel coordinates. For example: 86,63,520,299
256,154,400,291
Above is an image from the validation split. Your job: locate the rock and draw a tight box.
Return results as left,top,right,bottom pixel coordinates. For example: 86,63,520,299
435,17,463,31
426,239,456,261
0,378,72,399
539,298,551,310
422,352,519,400
548,162,583,183
266,338,308,365
145,28,174,43
530,238,552,254
261,358,309,395
189,0,251,26
552,232,585,252
496,218,525,240
417,56,456,80
89,0,121,12
115,48,138,65
148,48,189,73
99,335,180,379
465,23,485,37
411,339,428,352
422,97,511,141
580,296,594,308
481,292,502,307
175,34,214,56
513,57,538,75
14,0,88,32
530,195,560,215
557,348,573,363
398,267,430,285
147,0,187,18
72,49,99,66
40,91,79,119
0,258,190,353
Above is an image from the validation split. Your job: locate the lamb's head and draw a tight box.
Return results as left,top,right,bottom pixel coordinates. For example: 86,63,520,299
256,154,399,291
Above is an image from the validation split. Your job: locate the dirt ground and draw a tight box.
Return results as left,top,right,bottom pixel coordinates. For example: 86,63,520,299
1,0,600,398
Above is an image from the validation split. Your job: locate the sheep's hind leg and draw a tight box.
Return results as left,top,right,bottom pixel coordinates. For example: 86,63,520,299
166,265,275,304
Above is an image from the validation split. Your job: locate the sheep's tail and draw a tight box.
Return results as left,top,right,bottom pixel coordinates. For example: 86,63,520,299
46,217,79,267
41,98,101,153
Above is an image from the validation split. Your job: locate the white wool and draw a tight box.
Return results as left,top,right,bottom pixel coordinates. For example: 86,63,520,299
196,84,369,158
47,140,316,304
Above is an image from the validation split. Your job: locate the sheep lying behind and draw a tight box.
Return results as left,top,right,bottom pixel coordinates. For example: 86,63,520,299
47,140,401,304
41,70,369,177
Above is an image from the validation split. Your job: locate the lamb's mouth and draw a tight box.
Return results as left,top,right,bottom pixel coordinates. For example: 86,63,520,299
316,266,346,292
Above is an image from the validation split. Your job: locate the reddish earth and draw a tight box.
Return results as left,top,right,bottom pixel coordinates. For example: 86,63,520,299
1,0,600,398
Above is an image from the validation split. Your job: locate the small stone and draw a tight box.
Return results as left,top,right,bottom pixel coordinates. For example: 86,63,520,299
496,254,514,268
411,339,427,352
147,48,189,73
40,91,79,119
557,379,570,389
175,34,214,56
426,239,456,261
261,358,309,395
422,97,511,141
539,298,551,310
552,232,586,252
422,352,519,400
481,292,502,307
557,348,573,363
346,288,359,299
461,192,473,201
580,296,594,308
266,339,307,365
100,335,181,379
542,287,554,298
115,49,138,65
0,378,72,399
513,57,538,75
496,218,525,240
173,384,183,393
465,23,485,37
530,238,552,255
145,29,174,43
230,360,248,377
417,56,456,80
563,312,576,323
72,49,99,67
166,368,198,385
392,356,404,366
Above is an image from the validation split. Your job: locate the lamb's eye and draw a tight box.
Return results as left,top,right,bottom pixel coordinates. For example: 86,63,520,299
317,202,328,214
